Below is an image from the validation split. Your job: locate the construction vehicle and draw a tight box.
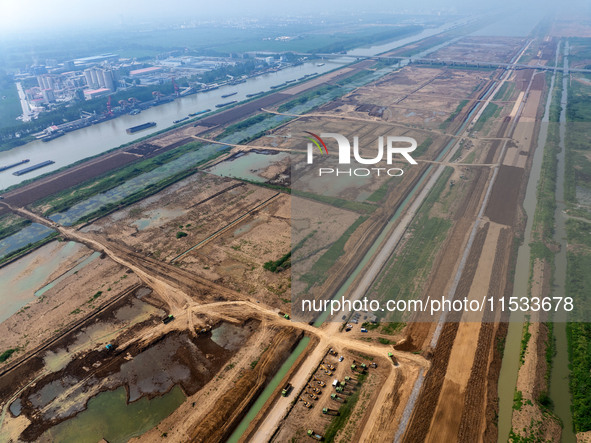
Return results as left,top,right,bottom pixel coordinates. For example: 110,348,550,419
282,383,293,397
323,363,335,371
351,364,366,374
319,364,332,376
172,78,180,96
352,360,367,369
370,362,378,368
313,376,326,387
388,352,399,366
307,392,318,400
322,408,340,416
331,393,346,403
308,385,321,394
105,343,115,351
307,429,324,441
299,398,312,408
328,348,338,356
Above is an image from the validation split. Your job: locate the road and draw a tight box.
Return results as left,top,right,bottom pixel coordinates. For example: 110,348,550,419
15,82,33,123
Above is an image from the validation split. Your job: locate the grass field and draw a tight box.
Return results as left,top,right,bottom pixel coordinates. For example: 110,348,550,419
300,216,368,291
565,41,591,435
368,167,453,318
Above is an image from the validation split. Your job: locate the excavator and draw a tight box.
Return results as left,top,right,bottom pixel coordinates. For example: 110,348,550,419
299,398,313,408
313,376,326,387
307,385,322,395
323,362,336,371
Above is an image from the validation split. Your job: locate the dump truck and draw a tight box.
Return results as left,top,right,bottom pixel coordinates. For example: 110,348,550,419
307,430,323,441
331,393,346,403
278,311,290,320
162,314,175,324
281,383,293,397
388,352,399,366
322,408,340,416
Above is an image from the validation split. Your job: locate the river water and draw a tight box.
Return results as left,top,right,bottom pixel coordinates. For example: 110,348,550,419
548,42,575,442
0,17,472,192
497,42,574,442
0,61,343,191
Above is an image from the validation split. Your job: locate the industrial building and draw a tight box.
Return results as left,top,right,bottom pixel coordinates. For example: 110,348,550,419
84,68,116,91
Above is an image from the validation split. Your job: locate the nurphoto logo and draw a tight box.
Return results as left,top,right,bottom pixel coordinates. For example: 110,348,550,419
304,131,418,177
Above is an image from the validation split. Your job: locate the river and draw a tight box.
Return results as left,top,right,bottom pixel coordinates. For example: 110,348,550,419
0,17,474,192
497,41,575,442
548,41,575,442
0,61,344,191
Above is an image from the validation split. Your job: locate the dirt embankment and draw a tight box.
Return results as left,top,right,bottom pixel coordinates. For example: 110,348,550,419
510,259,561,441
189,327,303,442
458,227,512,442
402,224,488,441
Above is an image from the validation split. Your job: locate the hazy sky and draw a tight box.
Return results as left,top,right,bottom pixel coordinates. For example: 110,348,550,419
0,0,586,36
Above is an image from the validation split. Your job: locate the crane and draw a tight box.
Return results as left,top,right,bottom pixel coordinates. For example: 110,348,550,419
106,96,113,116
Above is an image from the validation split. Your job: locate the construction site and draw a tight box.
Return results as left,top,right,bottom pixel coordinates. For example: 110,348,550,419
0,14,588,443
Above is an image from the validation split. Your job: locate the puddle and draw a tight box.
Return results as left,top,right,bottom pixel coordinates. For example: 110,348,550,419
9,398,21,417
35,251,101,297
207,152,289,183
233,219,262,236
42,298,162,373
0,241,85,324
34,326,250,442
132,207,186,231
29,376,79,409
40,385,185,443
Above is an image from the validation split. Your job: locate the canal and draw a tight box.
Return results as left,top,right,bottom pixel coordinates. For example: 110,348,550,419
497,41,574,442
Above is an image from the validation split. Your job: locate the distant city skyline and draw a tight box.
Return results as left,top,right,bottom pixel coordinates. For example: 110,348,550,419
1,0,581,37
